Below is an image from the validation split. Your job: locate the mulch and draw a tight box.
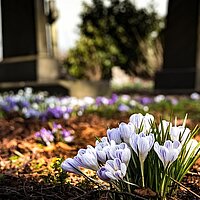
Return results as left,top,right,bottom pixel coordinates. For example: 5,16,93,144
0,114,199,199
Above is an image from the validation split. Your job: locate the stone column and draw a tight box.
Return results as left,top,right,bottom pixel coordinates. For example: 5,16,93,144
155,0,199,92
0,0,59,82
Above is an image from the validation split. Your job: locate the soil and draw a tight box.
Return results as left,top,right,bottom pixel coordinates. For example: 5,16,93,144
0,113,199,200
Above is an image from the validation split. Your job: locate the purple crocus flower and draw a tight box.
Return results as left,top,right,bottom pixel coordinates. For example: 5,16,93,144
44,107,64,119
35,128,54,146
170,98,178,105
118,104,130,112
52,122,62,133
140,97,153,105
18,100,30,108
108,94,118,105
5,97,16,107
95,96,109,106
23,108,41,118
95,97,102,106
62,129,74,142
1,104,13,112
40,107,63,121
2,97,18,112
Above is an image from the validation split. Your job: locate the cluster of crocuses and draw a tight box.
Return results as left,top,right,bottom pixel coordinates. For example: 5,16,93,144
0,88,144,120
35,122,74,146
0,88,75,120
61,113,200,199
1,87,200,121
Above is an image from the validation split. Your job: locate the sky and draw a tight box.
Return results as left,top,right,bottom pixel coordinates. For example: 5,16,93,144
55,0,168,56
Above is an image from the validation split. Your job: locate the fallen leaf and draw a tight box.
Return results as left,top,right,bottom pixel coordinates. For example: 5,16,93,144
134,188,157,197
56,142,76,151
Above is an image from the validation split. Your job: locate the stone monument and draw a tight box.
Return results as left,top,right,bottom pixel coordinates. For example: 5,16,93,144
155,0,200,92
0,0,59,83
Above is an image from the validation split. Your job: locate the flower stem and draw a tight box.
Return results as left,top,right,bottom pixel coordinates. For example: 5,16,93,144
160,168,168,199
140,160,145,188
160,174,166,199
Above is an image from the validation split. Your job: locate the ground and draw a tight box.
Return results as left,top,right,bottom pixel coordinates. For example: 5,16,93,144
0,113,199,199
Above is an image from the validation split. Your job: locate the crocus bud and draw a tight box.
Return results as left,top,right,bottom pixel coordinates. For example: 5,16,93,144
61,158,82,175
107,128,122,144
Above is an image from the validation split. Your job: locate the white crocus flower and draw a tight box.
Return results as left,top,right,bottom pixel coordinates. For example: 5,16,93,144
76,145,99,171
130,132,155,162
107,128,122,144
119,122,134,144
185,139,200,160
129,113,154,133
158,120,172,134
95,137,111,163
129,113,144,132
95,137,109,146
108,142,131,166
143,113,154,133
154,95,165,103
170,126,190,144
97,158,127,181
130,132,154,187
95,146,108,163
154,140,182,169
190,92,200,100
61,158,82,175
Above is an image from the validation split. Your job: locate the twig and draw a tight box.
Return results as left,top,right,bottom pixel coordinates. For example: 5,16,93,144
41,185,57,190
13,150,24,157
170,177,200,199
23,179,28,197
187,171,200,176
0,186,24,196
34,191,59,197
99,190,110,200
53,193,65,200
108,190,149,200
168,197,178,200
73,186,86,194
69,189,149,200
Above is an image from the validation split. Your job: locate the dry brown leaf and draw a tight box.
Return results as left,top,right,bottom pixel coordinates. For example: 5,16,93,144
56,142,76,151
134,188,157,197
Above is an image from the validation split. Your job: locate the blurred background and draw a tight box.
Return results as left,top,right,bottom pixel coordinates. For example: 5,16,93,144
0,0,198,96
55,0,168,57
55,0,167,83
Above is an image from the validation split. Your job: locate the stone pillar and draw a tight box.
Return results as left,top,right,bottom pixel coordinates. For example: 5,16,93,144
155,0,199,91
0,0,59,82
